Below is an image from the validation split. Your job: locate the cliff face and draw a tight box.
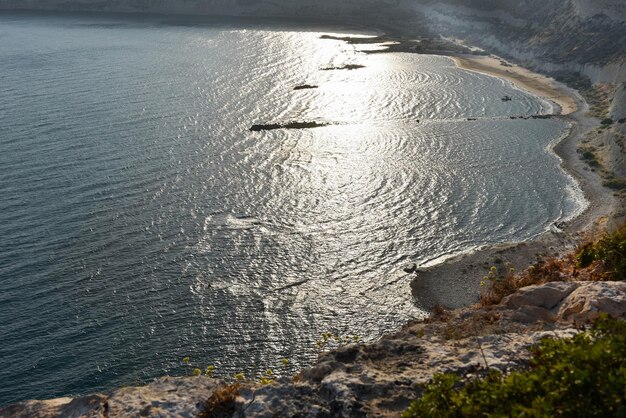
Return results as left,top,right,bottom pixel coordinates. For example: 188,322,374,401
4,281,626,417
416,0,626,83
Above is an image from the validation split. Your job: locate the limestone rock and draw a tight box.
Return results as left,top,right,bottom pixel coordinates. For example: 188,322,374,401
235,328,578,417
107,376,223,417
510,305,556,323
0,394,106,418
4,282,625,417
557,281,626,322
502,281,580,310
1,377,224,418
501,281,626,324
236,382,330,417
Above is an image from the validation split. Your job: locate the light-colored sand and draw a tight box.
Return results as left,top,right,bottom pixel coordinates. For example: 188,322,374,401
452,55,578,115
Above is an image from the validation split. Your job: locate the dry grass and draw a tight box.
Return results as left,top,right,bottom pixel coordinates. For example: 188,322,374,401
439,309,506,340
418,305,541,341
480,223,626,306
480,256,580,306
431,304,450,321
198,383,240,418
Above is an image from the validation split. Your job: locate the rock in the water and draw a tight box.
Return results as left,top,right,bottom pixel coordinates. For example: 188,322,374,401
250,121,328,131
403,263,418,274
293,84,318,90
250,123,282,131
320,64,365,71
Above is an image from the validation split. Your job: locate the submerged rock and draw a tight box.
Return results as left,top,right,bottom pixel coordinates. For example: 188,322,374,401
320,64,365,71
403,263,418,274
294,84,319,90
250,121,328,131
250,123,281,131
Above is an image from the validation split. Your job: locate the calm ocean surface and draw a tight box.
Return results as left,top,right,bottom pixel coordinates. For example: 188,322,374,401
0,12,584,403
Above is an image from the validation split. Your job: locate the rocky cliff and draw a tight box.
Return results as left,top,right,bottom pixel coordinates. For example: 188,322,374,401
3,281,625,417
416,0,626,83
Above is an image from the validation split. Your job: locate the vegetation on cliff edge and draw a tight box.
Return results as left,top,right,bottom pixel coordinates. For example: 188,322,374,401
480,222,626,306
404,315,626,418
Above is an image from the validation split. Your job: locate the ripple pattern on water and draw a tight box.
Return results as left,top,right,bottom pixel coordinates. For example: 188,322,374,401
0,12,583,404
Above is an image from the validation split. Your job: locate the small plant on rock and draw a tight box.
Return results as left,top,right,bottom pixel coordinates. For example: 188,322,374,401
199,383,241,418
480,265,517,305
315,332,360,354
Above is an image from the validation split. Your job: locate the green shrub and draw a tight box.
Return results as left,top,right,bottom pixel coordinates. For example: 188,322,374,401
601,118,614,126
576,223,626,279
404,316,626,418
578,147,601,168
575,243,595,268
603,177,626,191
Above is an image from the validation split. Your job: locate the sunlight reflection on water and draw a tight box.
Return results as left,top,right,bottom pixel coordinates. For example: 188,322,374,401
0,12,584,404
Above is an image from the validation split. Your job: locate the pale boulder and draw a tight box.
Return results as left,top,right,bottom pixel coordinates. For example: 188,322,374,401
557,281,626,322
502,281,580,310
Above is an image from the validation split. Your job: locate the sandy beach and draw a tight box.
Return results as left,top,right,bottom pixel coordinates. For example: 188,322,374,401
410,53,623,310
452,55,578,115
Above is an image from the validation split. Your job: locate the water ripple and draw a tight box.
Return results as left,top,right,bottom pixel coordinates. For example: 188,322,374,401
0,12,584,405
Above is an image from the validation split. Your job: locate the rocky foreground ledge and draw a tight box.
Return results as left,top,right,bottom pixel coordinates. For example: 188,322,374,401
3,281,625,418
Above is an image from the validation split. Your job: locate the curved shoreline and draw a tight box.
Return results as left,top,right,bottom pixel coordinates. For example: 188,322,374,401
451,54,578,115
411,52,620,310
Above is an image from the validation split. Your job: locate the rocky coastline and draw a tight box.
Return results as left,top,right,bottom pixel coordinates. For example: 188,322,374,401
1,1,625,416
4,280,625,417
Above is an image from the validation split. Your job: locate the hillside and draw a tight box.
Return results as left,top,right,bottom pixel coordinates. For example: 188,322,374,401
0,0,418,29
417,0,626,83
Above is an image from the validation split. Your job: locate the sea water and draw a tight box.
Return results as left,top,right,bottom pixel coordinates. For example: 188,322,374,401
0,12,584,403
